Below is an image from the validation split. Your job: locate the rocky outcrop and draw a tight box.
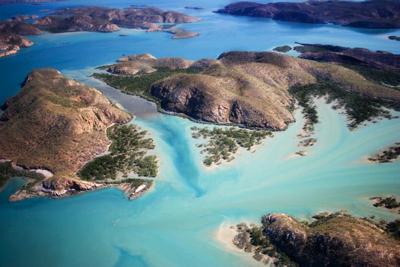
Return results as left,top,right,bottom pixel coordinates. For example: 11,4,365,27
0,69,133,200
0,18,41,57
216,0,400,29
260,213,400,266
35,6,199,34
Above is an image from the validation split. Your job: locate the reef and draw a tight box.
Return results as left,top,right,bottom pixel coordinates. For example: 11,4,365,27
216,0,400,29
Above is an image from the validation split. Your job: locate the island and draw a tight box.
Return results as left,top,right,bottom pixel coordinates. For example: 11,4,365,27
370,196,400,214
229,212,400,266
216,0,400,29
93,51,400,132
368,142,400,163
272,45,291,53
0,69,158,201
0,6,199,57
191,126,271,166
0,17,41,57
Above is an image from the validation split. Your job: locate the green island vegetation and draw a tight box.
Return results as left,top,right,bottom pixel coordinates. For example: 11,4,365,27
79,124,158,182
368,142,400,163
346,65,400,89
371,196,400,211
273,45,292,53
386,220,400,240
289,81,394,129
0,161,44,189
191,126,272,166
92,67,201,103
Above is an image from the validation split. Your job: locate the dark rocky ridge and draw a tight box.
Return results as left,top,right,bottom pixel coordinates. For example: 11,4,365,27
216,0,400,29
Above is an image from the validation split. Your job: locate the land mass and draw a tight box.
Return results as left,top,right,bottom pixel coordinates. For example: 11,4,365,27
216,0,400,29
231,212,400,266
0,6,199,57
0,69,158,201
94,50,400,131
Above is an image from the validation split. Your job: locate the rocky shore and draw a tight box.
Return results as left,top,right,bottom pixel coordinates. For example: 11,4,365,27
94,50,400,131
0,69,158,201
0,17,41,57
370,196,400,214
216,0,400,29
231,212,400,266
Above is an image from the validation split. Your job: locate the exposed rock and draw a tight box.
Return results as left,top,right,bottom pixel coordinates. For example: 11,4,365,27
216,0,400,29
368,142,400,163
260,212,400,266
389,35,400,41
164,27,199,39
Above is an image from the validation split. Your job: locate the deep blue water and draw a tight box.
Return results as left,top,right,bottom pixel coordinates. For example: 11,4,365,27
0,1,399,266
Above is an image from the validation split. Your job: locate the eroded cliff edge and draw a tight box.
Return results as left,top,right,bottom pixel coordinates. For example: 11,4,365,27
0,69,157,201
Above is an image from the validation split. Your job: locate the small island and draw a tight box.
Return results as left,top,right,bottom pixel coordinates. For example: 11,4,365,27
368,142,400,163
191,126,271,166
0,69,158,201
216,0,400,29
228,212,400,266
370,196,400,214
273,45,291,53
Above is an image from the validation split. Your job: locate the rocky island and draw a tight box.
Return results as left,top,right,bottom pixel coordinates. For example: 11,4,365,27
216,0,400,29
35,6,199,36
230,212,400,266
368,142,400,163
0,69,158,201
0,17,41,57
94,51,400,131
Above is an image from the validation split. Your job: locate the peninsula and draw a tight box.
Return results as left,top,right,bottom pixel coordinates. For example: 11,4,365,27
94,51,400,131
0,69,158,201
216,0,400,29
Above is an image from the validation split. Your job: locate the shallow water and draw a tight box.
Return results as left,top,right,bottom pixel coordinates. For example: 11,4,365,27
0,0,400,266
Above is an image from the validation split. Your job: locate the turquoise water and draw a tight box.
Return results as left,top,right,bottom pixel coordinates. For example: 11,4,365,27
0,1,400,266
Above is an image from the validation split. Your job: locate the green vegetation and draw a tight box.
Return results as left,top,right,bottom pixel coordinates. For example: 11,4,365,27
386,220,400,240
79,124,157,181
0,161,43,189
191,126,271,166
372,196,400,209
344,65,400,89
273,45,292,53
92,67,201,102
246,226,297,267
368,142,400,163
289,82,394,129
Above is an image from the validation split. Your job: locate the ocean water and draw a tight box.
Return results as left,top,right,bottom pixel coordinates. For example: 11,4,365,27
0,1,400,267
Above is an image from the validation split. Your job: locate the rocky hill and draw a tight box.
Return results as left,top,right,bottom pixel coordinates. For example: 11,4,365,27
216,0,400,29
0,69,157,200
232,212,400,266
95,51,400,130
